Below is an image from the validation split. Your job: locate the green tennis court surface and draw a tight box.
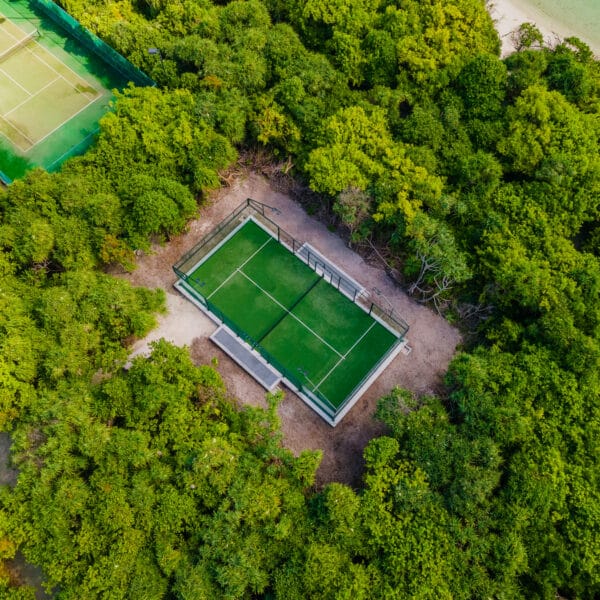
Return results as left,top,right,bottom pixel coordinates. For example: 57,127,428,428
185,218,400,412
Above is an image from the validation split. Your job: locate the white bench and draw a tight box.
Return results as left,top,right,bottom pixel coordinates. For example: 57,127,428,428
210,326,281,391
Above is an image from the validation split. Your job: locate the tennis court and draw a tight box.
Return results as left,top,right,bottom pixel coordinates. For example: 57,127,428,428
0,15,102,152
0,0,153,184
182,217,403,419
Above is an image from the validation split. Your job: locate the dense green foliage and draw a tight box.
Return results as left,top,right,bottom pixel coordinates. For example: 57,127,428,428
0,0,599,598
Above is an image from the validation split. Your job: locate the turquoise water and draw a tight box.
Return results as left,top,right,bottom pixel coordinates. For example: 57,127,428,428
524,0,600,52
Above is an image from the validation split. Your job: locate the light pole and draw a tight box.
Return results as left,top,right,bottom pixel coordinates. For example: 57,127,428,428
148,47,165,82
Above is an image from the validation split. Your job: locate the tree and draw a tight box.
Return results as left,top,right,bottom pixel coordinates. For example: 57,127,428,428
511,22,544,52
87,87,237,193
5,343,321,598
334,187,372,241
498,84,599,183
455,54,507,120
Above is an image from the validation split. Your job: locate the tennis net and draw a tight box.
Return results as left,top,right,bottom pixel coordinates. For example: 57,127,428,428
254,276,323,346
0,29,38,63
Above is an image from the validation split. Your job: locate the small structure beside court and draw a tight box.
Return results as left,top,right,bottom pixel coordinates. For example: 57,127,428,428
0,0,153,184
173,199,410,426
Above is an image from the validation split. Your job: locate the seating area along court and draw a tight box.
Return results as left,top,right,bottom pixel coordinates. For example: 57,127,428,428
0,15,102,152
174,203,409,426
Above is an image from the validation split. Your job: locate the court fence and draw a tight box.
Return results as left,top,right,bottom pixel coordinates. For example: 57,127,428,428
173,198,410,422
173,198,410,339
30,0,154,87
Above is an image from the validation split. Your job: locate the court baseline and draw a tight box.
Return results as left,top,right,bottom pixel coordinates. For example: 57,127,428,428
206,236,273,300
312,320,377,392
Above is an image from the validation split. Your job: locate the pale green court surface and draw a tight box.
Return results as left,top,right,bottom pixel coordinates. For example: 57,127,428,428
0,0,152,183
0,14,102,152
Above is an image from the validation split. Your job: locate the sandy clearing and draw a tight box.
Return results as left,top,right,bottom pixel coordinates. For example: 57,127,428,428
128,291,217,361
121,172,461,487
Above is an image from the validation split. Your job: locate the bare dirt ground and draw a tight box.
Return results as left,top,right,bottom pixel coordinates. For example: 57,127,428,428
123,172,461,488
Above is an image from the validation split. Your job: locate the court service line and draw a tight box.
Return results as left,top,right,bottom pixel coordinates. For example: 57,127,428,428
3,76,61,117
206,237,273,300
238,270,344,359
21,43,99,101
30,90,105,149
0,65,32,95
312,321,377,392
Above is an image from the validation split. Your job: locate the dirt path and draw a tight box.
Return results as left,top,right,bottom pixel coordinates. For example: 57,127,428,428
123,173,461,488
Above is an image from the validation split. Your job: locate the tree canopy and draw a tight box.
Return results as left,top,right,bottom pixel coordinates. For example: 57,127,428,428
1,0,599,597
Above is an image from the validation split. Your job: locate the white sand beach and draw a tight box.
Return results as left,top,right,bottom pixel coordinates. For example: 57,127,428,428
487,0,600,58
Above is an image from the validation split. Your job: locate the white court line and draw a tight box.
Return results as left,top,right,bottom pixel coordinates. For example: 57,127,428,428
207,237,273,299
0,20,27,45
0,114,34,149
312,321,377,392
239,270,344,359
0,64,31,95
45,127,98,169
0,24,36,96
3,76,60,117
21,41,100,101
28,90,105,148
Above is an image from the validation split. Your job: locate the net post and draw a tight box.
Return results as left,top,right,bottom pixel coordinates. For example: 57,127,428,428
0,29,39,63
369,302,374,315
